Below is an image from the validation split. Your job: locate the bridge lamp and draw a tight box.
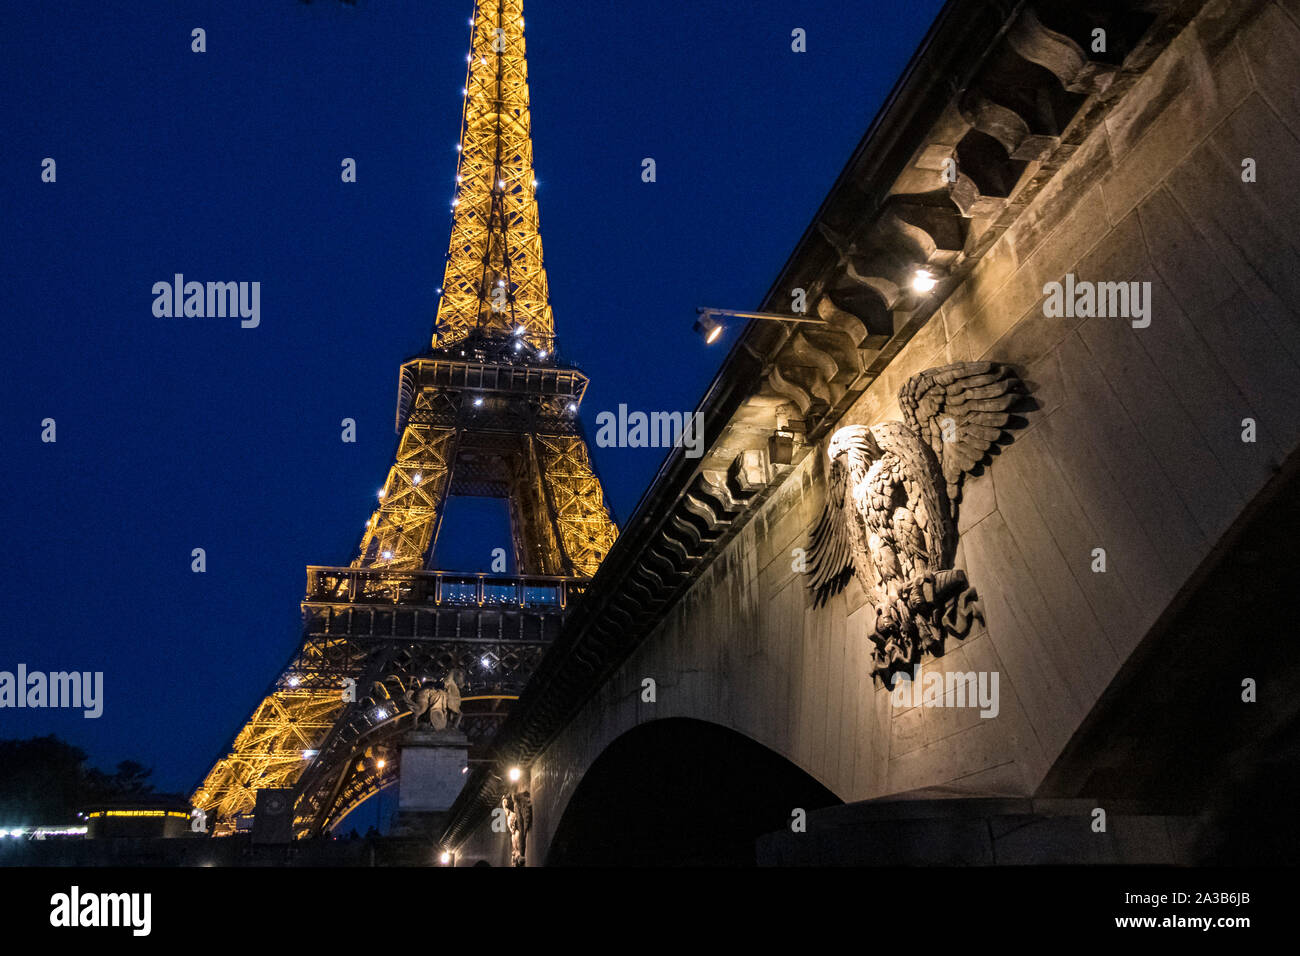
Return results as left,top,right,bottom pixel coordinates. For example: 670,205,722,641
440,850,451,864
911,268,938,293
693,312,725,345
694,307,829,346
507,767,522,783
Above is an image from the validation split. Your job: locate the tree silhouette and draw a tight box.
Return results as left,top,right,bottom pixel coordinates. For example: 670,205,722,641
0,736,156,825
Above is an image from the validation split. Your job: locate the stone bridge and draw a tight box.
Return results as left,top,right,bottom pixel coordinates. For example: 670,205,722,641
439,0,1300,865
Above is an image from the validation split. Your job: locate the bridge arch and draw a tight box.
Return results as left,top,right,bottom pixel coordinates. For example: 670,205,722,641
545,718,840,866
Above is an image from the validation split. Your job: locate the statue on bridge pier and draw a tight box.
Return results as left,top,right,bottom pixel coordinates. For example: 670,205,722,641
406,668,464,732
501,791,532,867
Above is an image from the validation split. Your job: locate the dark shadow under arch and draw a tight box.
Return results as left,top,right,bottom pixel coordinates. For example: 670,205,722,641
546,718,841,866
1040,451,1300,863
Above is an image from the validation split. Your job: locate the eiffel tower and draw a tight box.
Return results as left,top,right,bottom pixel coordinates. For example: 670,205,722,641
192,0,618,837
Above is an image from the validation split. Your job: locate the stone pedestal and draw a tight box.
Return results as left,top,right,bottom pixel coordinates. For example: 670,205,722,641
391,728,470,839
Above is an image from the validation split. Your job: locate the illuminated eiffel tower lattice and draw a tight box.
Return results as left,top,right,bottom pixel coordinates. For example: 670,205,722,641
193,0,617,837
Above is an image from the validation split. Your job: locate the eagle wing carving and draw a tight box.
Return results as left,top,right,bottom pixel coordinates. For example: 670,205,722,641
805,443,857,604
897,361,1023,508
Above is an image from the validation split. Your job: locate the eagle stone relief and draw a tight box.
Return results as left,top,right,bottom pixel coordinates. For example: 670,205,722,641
805,361,1027,683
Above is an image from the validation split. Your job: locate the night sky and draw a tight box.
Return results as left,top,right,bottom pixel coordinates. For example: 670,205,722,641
1,0,945,795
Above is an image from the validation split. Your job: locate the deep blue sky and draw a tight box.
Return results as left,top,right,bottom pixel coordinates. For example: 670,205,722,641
0,0,944,794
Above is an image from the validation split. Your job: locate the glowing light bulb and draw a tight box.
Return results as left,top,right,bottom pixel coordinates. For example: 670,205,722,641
912,268,938,293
